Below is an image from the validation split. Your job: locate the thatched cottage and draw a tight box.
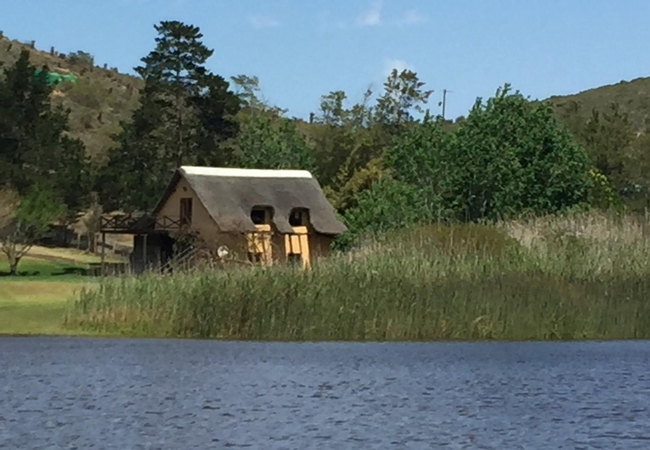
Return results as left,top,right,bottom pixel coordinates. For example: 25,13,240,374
100,166,347,273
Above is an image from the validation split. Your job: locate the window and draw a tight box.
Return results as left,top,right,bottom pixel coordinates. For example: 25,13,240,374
251,206,272,225
289,208,308,227
180,198,193,225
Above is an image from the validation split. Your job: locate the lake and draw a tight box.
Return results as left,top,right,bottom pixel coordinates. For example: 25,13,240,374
2,338,650,449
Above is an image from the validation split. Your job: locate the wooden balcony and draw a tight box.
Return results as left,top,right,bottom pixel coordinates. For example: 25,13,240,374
100,213,184,234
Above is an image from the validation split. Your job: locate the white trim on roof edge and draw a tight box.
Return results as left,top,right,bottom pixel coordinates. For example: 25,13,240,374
180,166,313,179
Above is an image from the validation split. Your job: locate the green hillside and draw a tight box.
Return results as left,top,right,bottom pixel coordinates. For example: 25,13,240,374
0,34,141,158
549,77,650,132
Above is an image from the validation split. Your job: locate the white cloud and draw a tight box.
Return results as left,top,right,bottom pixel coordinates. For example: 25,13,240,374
357,0,382,27
249,15,280,29
401,9,427,25
383,59,414,76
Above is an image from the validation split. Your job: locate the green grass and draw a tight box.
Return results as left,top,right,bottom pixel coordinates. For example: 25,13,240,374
0,281,91,335
0,253,102,335
66,212,650,342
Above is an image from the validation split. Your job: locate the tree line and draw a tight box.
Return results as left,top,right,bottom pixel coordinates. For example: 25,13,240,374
1,20,649,272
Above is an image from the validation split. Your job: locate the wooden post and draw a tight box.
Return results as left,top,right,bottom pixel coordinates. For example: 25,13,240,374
101,232,106,277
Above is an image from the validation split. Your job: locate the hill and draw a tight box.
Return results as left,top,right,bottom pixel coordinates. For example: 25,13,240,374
0,34,141,159
548,77,650,132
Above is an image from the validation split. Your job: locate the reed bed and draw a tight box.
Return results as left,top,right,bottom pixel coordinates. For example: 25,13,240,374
66,212,650,341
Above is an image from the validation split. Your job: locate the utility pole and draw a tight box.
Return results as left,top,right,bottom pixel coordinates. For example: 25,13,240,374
441,89,451,120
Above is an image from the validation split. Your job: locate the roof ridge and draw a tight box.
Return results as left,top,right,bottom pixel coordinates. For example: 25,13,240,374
180,166,313,179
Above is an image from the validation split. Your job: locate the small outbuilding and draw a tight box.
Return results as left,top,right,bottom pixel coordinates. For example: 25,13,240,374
100,166,347,273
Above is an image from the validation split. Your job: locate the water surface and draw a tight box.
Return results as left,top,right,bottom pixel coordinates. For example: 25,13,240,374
2,338,650,449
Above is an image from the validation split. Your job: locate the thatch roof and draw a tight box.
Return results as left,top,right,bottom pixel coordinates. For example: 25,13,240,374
152,166,348,235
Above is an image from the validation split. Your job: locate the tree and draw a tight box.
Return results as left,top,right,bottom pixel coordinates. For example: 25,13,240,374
67,50,95,67
310,91,358,188
311,87,389,203
341,116,451,234
341,176,433,238
57,136,93,231
99,21,241,212
446,85,591,221
0,187,64,275
580,103,635,196
231,116,316,172
0,50,60,192
384,113,451,188
134,20,239,166
80,195,103,253
0,50,91,219
625,131,650,210
345,84,595,238
191,73,242,166
375,69,433,129
444,85,592,221
318,71,432,207
230,74,284,117
97,115,164,213
318,90,350,127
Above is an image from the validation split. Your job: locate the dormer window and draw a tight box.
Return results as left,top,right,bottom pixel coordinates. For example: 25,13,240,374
251,206,272,225
289,208,308,227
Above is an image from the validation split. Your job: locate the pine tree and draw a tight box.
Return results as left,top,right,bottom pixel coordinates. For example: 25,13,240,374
99,21,241,212
0,50,90,219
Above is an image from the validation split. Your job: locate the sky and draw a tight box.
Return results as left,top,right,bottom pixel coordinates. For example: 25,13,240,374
3,0,650,120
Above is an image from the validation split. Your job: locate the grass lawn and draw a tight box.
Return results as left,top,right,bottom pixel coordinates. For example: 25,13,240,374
0,250,111,335
0,281,89,335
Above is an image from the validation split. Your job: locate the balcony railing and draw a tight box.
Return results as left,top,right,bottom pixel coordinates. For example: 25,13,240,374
100,213,184,234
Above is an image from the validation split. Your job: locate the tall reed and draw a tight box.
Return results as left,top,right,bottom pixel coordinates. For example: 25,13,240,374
66,212,650,341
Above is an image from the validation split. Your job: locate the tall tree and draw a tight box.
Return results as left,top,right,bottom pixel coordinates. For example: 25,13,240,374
322,71,433,210
99,21,241,212
0,50,61,192
311,91,358,188
135,21,213,166
375,69,433,129
96,89,165,212
230,74,285,117
0,50,91,219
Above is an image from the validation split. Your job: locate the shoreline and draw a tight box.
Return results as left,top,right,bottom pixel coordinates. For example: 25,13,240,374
1,332,647,343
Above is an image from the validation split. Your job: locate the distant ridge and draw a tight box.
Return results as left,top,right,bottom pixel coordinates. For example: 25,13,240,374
0,33,141,158
548,76,650,132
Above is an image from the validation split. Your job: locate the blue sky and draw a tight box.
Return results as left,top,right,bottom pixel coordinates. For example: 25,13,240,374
3,0,650,120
